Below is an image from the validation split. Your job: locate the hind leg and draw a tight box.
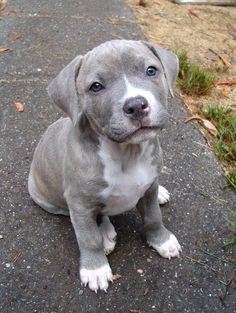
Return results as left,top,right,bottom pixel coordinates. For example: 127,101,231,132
28,173,69,216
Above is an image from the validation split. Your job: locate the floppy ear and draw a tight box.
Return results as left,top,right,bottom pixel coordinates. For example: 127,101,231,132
141,41,179,97
47,55,83,126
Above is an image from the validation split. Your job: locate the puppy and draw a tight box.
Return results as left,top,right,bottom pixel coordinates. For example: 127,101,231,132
28,40,181,292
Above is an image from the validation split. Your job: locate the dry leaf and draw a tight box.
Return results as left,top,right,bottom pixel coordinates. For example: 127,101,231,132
130,310,141,313
0,46,10,52
185,115,217,137
184,114,201,123
112,274,122,281
189,9,199,18
221,86,229,98
218,54,231,68
0,0,7,11
12,34,22,42
144,287,150,295
15,102,24,112
201,119,217,137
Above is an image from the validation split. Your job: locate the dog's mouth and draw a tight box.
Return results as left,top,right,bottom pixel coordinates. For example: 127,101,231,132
106,126,159,143
121,125,160,143
128,125,159,137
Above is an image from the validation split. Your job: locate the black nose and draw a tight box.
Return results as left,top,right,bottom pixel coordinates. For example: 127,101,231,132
123,96,149,120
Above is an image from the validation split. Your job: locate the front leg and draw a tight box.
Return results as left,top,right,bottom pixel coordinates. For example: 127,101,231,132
68,204,113,292
137,182,182,259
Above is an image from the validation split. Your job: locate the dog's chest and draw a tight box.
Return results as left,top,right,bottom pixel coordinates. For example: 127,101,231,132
99,140,157,216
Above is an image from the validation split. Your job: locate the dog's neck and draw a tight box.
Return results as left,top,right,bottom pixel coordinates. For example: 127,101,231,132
98,134,152,171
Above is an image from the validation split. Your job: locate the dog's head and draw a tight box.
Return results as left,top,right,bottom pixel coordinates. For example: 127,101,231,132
48,40,179,143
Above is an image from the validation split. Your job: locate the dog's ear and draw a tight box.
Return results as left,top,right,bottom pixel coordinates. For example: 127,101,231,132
47,55,83,126
141,41,179,97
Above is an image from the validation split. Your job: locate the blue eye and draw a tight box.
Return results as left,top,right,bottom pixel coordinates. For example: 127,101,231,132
146,66,157,76
90,82,104,92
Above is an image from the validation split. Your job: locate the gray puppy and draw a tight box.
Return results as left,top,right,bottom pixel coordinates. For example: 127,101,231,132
28,40,181,293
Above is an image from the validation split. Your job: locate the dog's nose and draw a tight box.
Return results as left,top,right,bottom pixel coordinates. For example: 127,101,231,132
123,96,149,120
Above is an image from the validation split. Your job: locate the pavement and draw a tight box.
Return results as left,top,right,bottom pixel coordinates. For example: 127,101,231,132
0,0,235,312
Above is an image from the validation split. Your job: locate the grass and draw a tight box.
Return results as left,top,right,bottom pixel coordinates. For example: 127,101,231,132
226,171,236,191
177,51,215,96
204,105,236,163
204,105,236,245
224,210,236,246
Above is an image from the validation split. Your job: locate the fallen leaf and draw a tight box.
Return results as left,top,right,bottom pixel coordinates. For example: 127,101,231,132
112,274,122,281
189,9,199,18
185,115,217,137
201,119,217,137
144,287,150,295
0,0,7,11
221,86,229,98
0,46,10,52
12,34,22,42
218,54,231,68
130,310,141,313
15,102,24,112
184,114,201,123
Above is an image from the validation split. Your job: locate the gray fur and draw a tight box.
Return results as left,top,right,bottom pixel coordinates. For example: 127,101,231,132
28,40,180,291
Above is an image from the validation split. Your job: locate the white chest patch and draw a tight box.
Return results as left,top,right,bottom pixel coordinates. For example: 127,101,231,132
99,138,157,216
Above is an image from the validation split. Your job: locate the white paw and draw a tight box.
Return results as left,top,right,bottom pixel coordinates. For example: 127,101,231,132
158,185,170,204
80,264,113,293
99,216,117,255
151,234,182,259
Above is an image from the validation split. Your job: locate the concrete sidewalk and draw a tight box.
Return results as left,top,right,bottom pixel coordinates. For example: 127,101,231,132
0,0,235,312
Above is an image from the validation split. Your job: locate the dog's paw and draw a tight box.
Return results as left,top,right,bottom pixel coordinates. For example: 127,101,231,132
99,217,117,255
80,264,113,293
150,234,182,259
158,185,170,205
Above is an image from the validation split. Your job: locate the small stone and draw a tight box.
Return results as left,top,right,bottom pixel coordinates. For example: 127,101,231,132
137,269,144,274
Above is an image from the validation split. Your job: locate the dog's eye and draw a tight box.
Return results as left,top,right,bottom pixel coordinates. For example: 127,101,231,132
89,82,104,93
146,66,157,77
